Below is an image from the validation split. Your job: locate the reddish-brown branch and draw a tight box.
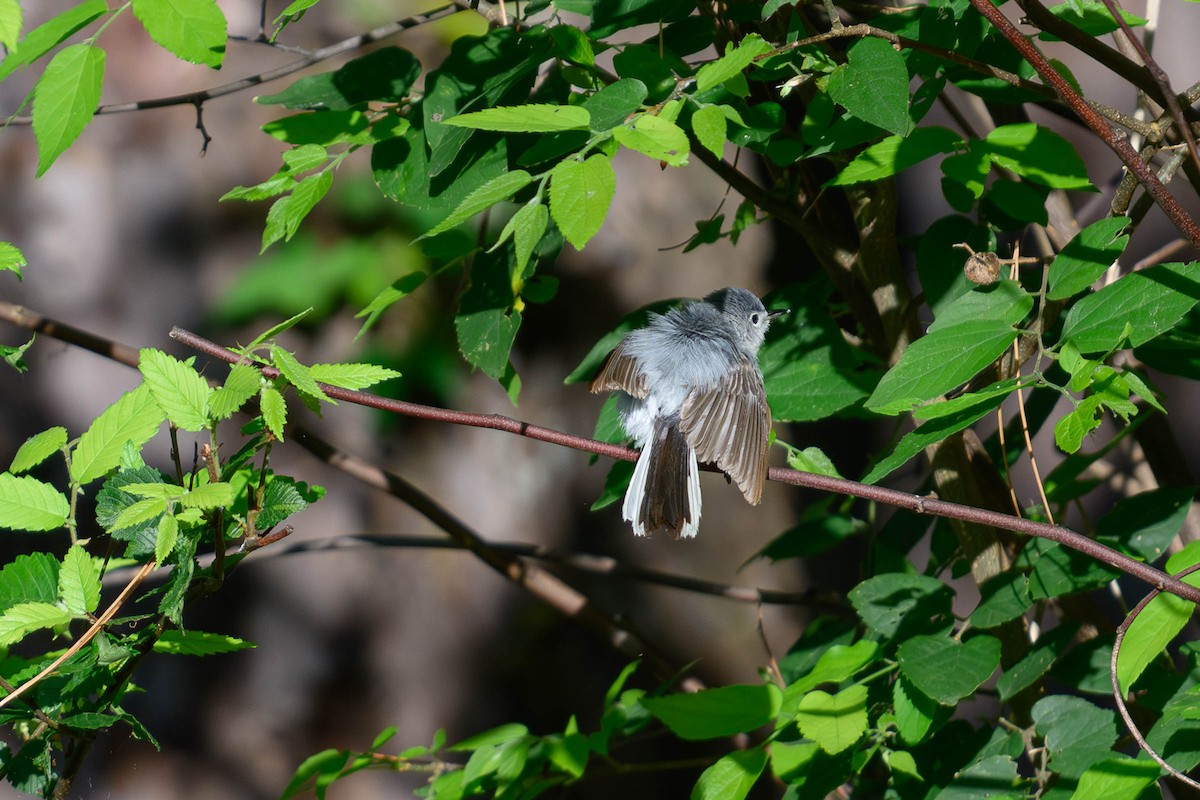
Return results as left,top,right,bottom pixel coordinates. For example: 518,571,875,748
169,326,1200,606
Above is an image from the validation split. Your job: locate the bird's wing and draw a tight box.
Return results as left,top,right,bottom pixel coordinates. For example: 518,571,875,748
588,340,650,398
679,357,770,504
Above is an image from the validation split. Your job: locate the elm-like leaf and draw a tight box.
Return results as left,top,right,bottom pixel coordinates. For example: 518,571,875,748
33,43,105,176
0,473,69,531
550,155,616,250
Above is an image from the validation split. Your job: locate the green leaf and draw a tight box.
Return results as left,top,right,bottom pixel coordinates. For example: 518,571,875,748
419,169,533,240
911,377,1024,420
970,572,1033,629
1025,538,1117,598
1041,1,1148,41
1068,758,1160,800
549,23,594,65
691,104,727,157
130,0,226,68
1116,551,1200,695
256,476,312,530
865,320,1018,414
827,126,963,186
113,496,169,532
0,601,72,646
492,202,549,280
355,271,427,338
155,511,179,563
926,280,1033,332
448,722,529,751
582,78,648,132
550,154,616,250
0,553,59,612
613,114,690,166
1046,216,1131,300
0,473,70,531
1054,395,1104,453
1060,261,1200,353
893,676,945,745
827,37,911,136
897,634,1001,704
280,748,349,800
262,110,369,145
58,544,101,616
848,573,953,640
863,391,1006,483
307,362,401,390
1096,486,1194,562
788,640,879,695
71,384,166,485
785,446,844,479
1032,695,1117,779
244,308,314,351
936,755,1022,799
260,385,287,440
181,481,234,510
9,427,67,473
153,629,256,655
139,348,212,431
0,241,27,277
795,685,868,754
0,3,20,51
32,43,105,176
210,363,263,420
641,684,782,740
262,170,333,251
985,123,1093,190
995,625,1075,701
691,748,767,800
885,749,922,780
0,0,106,82
256,47,420,110
455,249,522,382
695,33,772,93
271,345,330,403
442,103,590,132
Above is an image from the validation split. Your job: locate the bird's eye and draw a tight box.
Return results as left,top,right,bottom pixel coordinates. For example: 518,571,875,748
750,313,761,325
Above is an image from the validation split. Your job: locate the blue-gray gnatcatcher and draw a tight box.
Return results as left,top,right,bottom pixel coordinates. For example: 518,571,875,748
590,287,785,539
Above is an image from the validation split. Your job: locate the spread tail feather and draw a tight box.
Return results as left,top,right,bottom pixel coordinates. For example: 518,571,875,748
623,420,701,539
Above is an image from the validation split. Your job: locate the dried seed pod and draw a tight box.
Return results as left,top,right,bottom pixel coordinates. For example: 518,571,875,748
964,251,1003,285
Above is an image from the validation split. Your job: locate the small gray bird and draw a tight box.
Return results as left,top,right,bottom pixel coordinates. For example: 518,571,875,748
589,287,785,539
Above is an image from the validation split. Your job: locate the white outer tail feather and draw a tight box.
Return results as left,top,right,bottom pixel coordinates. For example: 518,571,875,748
622,434,703,539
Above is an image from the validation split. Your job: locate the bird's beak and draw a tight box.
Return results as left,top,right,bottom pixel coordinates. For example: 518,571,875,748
767,308,789,319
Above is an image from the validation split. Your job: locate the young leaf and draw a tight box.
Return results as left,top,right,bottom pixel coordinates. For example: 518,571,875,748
155,512,179,564
1060,261,1200,353
130,0,227,68
153,629,256,655
58,544,101,616
442,104,590,132
0,601,73,646
260,385,287,440
828,126,963,186
33,43,106,176
641,684,781,740
244,307,313,350
139,348,212,431
1068,758,1161,800
71,384,166,485
262,170,334,251
691,748,767,800
0,473,69,531
695,33,772,93
271,345,331,403
788,640,879,695
210,363,263,420
550,154,616,250
1046,216,1131,300
492,202,549,280
795,685,868,754
355,271,427,338
418,170,534,240
612,114,690,166
0,241,27,277
307,363,401,390
9,427,67,473
181,481,234,509
827,37,911,136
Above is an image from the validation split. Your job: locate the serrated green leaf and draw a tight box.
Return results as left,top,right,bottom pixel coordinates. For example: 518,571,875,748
0,241,27,277
262,170,333,252
122,482,185,499
419,169,533,240
550,154,615,250
58,544,101,616
131,0,226,68
848,573,954,640
691,749,767,800
260,385,287,440
695,33,772,93
642,684,781,740
0,0,21,52
1047,216,1131,300
442,103,590,132
1033,695,1117,779
0,552,59,612
492,202,549,280
691,104,727,158
0,601,73,646
1061,261,1200,353
181,481,234,509
307,362,401,390
155,512,179,563
865,320,1018,414
210,363,262,420
33,43,105,176
271,345,330,403
153,629,256,655
138,348,212,431
828,126,963,186
0,0,106,83
1068,758,1160,800
9,427,67,473
71,384,166,485
355,271,427,339
795,685,868,754
612,114,689,166
827,37,910,136
0,473,69,531
256,477,311,530
113,497,169,532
